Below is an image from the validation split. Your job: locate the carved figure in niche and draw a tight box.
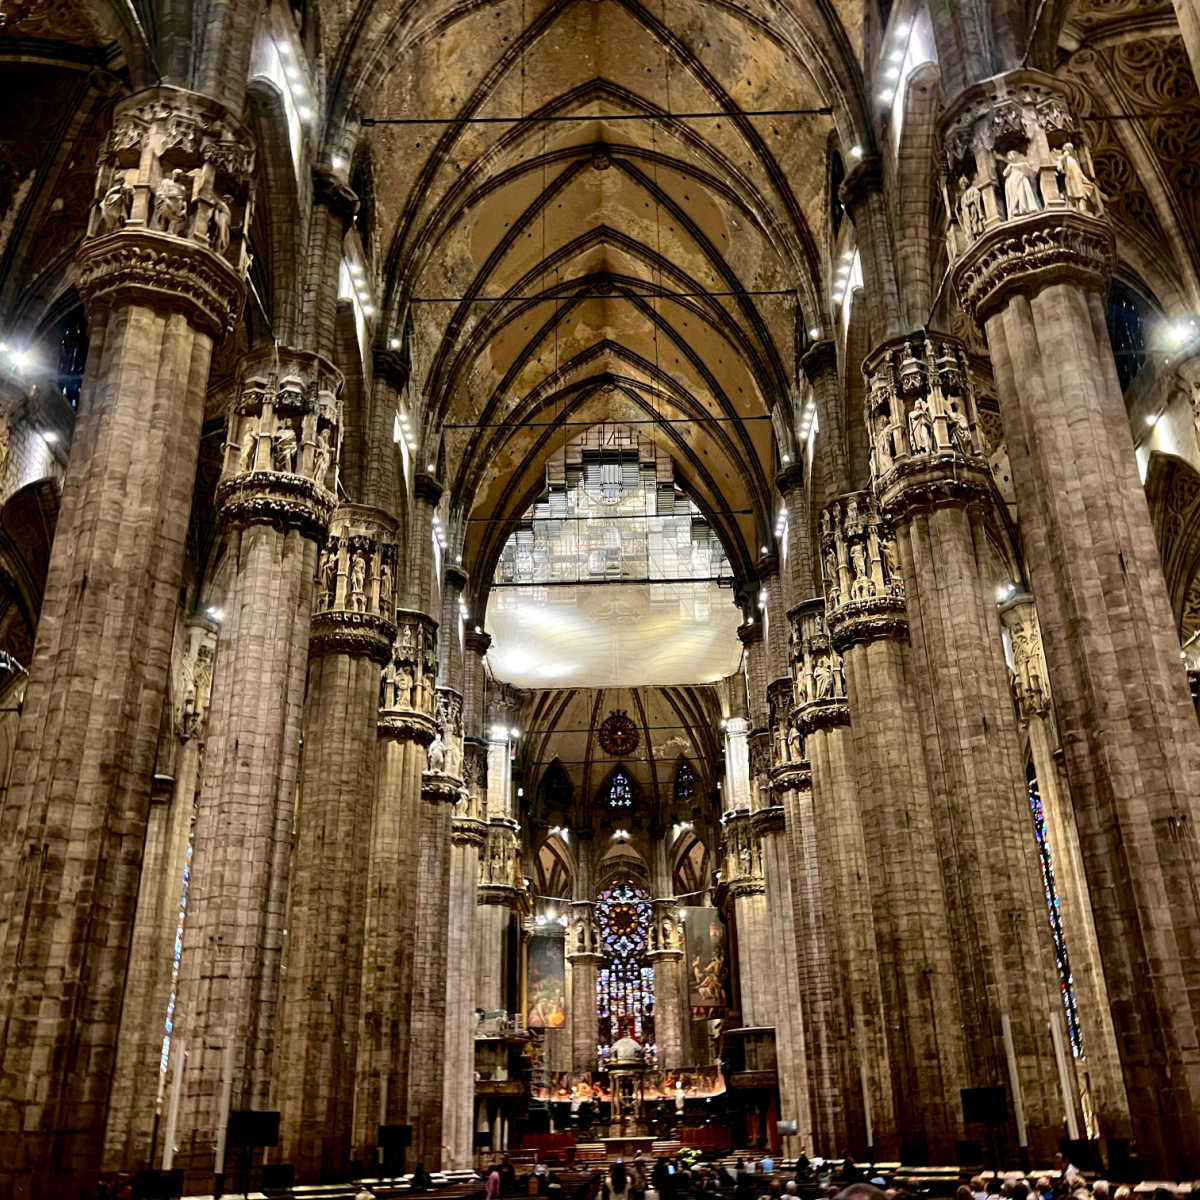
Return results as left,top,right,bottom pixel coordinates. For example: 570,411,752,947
240,418,259,472
813,657,834,700
378,562,392,613
152,169,190,235
948,406,974,454
958,174,985,238
320,549,338,608
396,660,414,707
380,659,396,708
1056,144,1097,214
881,536,899,583
349,551,367,611
194,644,213,714
788,725,804,762
312,427,334,486
834,658,846,697
99,173,133,234
446,736,462,778
1002,151,1039,217
210,194,233,253
909,396,936,453
850,542,874,599
427,732,447,773
272,423,298,472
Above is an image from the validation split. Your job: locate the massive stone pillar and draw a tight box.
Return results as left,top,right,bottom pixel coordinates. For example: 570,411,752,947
864,328,1068,1160
405,684,465,1168
755,704,813,1161
0,87,251,1200
719,811,773,1028
354,607,440,1168
103,615,220,1173
277,506,397,1181
792,602,898,1160
944,71,1200,1175
648,898,685,1070
172,345,339,1183
820,491,969,1163
999,595,1131,1140
776,744,845,1157
567,898,603,1073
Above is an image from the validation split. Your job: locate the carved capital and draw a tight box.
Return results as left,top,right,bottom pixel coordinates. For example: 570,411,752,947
770,760,812,795
377,708,438,744
737,620,763,647
788,598,848,711
76,232,245,340
312,165,359,227
952,210,1113,326
415,472,443,505
756,551,779,580
466,629,492,657
373,346,409,391
819,490,908,647
310,609,396,663
800,337,838,384
216,471,335,540
314,505,400,635
422,770,464,804
775,463,805,496
999,592,1054,720
452,815,488,848
838,156,885,215
793,696,850,735
751,804,786,837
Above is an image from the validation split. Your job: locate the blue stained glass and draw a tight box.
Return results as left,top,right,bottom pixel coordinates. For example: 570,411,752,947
674,763,695,802
1028,764,1083,1057
596,883,656,1063
608,771,633,809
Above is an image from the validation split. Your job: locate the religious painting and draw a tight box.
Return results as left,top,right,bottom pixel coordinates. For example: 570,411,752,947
527,934,566,1031
683,906,728,1020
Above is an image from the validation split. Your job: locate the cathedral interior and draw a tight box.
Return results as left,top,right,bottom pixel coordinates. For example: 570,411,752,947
2,0,1200,1195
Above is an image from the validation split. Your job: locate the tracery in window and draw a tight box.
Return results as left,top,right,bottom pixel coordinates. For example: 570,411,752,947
596,882,655,1065
607,769,633,809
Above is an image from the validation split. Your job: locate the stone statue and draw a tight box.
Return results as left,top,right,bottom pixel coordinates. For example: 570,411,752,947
194,643,213,714
378,562,392,612
850,542,871,598
312,427,334,486
909,396,935,453
949,406,974,454
958,174,984,238
1056,143,1096,213
814,657,833,700
99,174,133,234
427,732,446,772
397,660,414,707
240,418,259,472
1002,151,1039,217
272,423,298,472
152,169,190,235
320,549,338,608
881,536,899,582
788,726,804,761
350,552,367,611
380,659,396,708
210,194,233,253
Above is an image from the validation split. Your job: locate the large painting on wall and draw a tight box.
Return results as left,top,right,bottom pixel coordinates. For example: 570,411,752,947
527,934,566,1030
683,906,728,1020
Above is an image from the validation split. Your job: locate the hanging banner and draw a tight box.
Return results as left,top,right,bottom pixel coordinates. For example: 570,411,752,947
527,934,566,1030
683,907,729,1020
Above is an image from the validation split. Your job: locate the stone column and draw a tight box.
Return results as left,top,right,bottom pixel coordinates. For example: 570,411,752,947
776,749,846,1157
103,615,220,1174
277,507,397,1182
999,595,1130,1140
171,344,338,1184
777,464,815,609
354,606,439,1168
801,340,850,514
945,72,1200,1175
647,898,685,1069
792,601,898,1160
754,794,812,1161
567,899,603,1073
0,87,251,1200
719,810,773,1031
820,490,969,1164
444,814,486,1169
864,327,1068,1160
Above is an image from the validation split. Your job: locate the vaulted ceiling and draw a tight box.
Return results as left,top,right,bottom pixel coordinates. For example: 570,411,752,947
331,0,874,597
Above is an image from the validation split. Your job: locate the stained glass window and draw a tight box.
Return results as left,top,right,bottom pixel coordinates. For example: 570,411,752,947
596,882,655,1064
160,838,193,1074
608,770,633,809
1028,761,1082,1057
674,762,696,802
